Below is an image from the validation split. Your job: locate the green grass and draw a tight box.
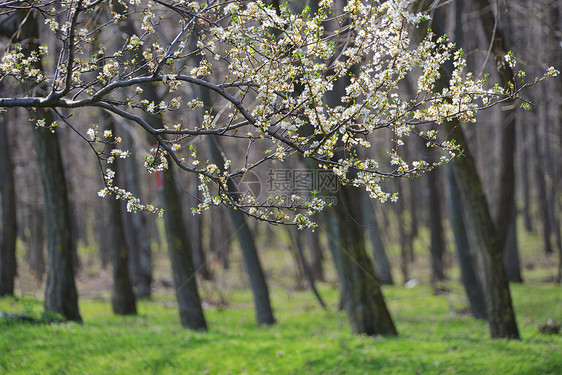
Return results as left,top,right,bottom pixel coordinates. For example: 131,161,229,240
1,281,561,374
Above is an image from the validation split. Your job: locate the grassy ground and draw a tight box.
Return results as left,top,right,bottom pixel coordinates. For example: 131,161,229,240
2,220,561,374
1,280,561,374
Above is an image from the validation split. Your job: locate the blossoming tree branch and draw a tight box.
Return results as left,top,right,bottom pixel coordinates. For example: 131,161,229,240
0,0,556,227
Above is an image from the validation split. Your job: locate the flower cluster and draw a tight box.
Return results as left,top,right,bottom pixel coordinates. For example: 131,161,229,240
0,0,556,228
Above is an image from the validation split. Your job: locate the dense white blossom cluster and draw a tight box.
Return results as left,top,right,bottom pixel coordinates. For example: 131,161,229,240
0,0,557,227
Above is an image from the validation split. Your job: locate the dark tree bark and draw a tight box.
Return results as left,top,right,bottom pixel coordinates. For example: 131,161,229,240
395,179,411,284
95,200,111,269
291,228,327,310
161,163,208,330
472,0,519,263
206,135,275,325
306,225,324,282
518,121,533,233
33,110,82,322
0,116,17,297
427,167,446,283
28,204,45,281
288,228,306,290
112,9,208,327
503,200,523,283
186,205,213,281
324,185,397,336
122,128,153,298
446,118,519,338
104,121,137,316
431,3,519,339
11,10,81,321
446,168,488,320
533,105,553,255
362,191,394,285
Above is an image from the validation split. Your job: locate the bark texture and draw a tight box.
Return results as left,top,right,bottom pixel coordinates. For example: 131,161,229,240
324,185,397,336
161,163,208,330
0,116,17,296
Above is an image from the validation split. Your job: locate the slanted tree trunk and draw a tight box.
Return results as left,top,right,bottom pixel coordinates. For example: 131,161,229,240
324,185,397,336
472,0,522,277
431,3,519,339
362,191,394,285
111,8,208,327
288,228,306,290
446,168,488,319
291,228,327,309
206,135,275,325
447,119,519,338
0,115,17,297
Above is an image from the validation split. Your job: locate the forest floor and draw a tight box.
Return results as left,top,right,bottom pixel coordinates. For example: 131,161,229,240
1,225,562,374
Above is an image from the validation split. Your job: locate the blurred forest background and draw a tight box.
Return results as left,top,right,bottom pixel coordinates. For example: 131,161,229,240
0,0,561,338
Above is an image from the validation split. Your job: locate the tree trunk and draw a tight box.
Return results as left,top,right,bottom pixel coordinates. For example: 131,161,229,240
432,3,519,339
187,205,213,281
33,111,82,322
446,119,519,338
395,179,411,283
533,104,553,255
292,228,327,309
114,9,209,326
95,200,111,269
324,185,397,336
427,168,446,283
28,205,45,281
503,200,523,283
105,122,137,316
362,191,394,285
518,120,533,233
0,116,17,297
446,167,488,320
306,225,325,282
161,163,208,330
288,228,306,290
12,8,81,322
122,128,152,298
206,136,275,325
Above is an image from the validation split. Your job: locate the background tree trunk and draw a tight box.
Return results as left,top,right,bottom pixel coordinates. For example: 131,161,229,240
446,168,488,319
122,128,153,298
433,3,519,339
0,115,17,297
161,163,208,330
105,121,137,316
503,200,523,283
324,185,397,336
427,168,446,283
33,111,82,322
206,135,276,326
362,191,394,285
